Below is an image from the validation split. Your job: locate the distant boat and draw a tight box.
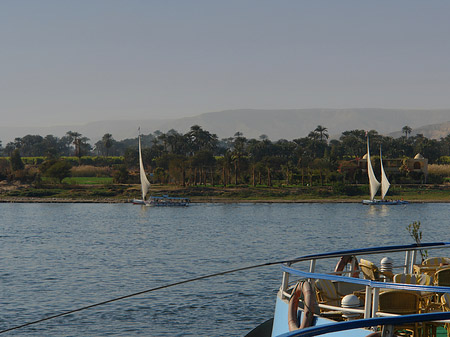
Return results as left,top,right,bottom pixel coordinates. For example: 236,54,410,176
132,132,190,207
362,136,408,205
132,133,152,205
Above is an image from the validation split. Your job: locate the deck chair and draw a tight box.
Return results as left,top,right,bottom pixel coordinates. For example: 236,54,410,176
441,293,450,337
393,273,416,284
359,259,380,281
435,267,450,287
315,278,341,307
423,257,450,266
416,273,433,286
378,290,421,336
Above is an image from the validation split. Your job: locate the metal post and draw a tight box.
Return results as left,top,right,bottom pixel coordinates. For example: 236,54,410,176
404,251,411,274
410,250,417,274
371,287,379,318
309,259,316,273
364,286,373,319
309,260,317,291
281,264,291,299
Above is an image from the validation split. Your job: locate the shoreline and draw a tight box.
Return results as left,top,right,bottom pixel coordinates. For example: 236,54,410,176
1,197,449,204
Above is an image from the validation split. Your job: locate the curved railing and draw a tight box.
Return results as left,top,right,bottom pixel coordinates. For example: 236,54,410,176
281,265,450,293
288,242,450,264
276,312,450,337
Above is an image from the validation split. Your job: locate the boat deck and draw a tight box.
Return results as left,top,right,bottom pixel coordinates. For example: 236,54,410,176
270,242,450,337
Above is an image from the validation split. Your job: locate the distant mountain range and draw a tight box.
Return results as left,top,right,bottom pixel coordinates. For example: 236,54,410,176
1,108,450,145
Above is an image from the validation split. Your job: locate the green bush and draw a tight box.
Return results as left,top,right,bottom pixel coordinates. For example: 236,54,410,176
427,173,444,184
113,165,130,183
42,160,72,183
333,183,365,196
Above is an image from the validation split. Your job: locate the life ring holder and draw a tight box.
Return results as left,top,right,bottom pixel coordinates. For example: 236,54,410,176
288,281,317,331
335,255,360,278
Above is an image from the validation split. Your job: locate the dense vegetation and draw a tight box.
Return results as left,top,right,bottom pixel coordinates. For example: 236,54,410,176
2,125,450,189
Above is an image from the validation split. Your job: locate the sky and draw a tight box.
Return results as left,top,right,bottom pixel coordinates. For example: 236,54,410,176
1,0,450,127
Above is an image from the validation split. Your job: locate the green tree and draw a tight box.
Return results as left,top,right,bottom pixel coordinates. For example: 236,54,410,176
314,125,329,142
113,165,129,183
231,132,247,185
42,160,72,183
187,125,218,154
10,149,24,171
402,125,412,139
102,133,114,156
66,131,91,158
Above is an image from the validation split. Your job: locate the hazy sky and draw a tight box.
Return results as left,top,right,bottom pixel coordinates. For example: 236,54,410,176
1,0,450,127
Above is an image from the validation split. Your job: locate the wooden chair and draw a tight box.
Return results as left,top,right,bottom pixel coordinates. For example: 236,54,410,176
378,290,421,336
435,267,450,287
416,273,433,286
359,258,380,281
440,293,450,337
423,257,450,267
393,273,417,284
315,278,341,307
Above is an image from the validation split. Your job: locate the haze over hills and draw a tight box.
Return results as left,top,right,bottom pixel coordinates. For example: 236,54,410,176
1,108,450,145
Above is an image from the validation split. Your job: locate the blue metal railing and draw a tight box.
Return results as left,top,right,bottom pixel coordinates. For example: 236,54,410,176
288,242,450,264
276,312,450,337
281,265,450,293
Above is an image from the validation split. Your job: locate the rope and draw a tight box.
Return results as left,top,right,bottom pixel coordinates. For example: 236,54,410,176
0,259,288,334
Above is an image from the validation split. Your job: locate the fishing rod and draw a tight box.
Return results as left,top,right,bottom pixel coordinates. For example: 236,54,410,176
0,258,294,334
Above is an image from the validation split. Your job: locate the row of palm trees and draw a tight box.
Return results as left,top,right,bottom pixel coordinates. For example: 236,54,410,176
4,124,450,186
2,132,117,158
124,125,450,187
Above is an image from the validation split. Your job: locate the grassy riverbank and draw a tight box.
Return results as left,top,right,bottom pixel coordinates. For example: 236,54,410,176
1,181,450,203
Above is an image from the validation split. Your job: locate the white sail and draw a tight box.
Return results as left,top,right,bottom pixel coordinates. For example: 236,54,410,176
367,137,380,201
380,147,390,200
139,135,151,201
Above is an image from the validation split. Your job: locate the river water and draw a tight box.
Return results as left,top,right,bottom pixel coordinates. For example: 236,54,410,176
0,202,449,336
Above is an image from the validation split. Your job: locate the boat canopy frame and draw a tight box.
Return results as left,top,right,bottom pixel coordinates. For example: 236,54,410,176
279,241,450,333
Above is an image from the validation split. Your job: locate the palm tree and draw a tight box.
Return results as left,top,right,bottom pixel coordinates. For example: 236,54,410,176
314,125,329,142
231,132,247,185
402,126,412,139
187,125,218,154
66,131,82,157
102,133,113,157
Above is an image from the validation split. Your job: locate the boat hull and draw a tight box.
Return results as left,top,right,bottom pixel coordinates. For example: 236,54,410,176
271,294,369,337
146,195,190,207
362,199,409,205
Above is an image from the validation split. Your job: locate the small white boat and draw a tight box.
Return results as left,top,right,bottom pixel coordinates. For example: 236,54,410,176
363,137,408,205
247,242,450,337
133,132,189,207
146,195,190,207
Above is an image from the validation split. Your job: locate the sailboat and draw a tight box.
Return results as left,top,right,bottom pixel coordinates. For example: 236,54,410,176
362,137,408,205
132,133,152,205
132,132,190,207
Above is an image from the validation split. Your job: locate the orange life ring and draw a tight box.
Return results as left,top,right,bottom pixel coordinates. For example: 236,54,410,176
335,255,360,278
288,281,317,331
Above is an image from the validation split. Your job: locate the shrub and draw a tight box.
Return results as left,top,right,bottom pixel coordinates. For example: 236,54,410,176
43,160,72,183
10,149,24,171
71,165,111,177
113,165,130,183
333,183,365,196
427,173,444,184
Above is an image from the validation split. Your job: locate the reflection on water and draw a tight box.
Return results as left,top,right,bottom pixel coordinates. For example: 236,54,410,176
365,204,391,217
